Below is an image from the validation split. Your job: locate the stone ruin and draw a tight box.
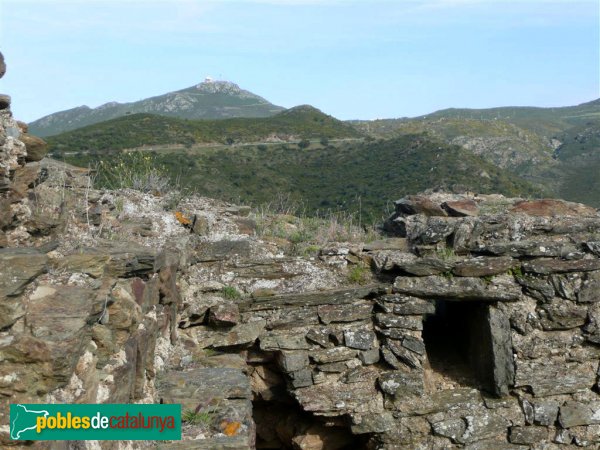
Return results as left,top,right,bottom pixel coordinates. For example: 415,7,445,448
1,52,599,449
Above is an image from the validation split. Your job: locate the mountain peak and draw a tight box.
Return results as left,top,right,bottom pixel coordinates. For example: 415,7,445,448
194,78,242,94
29,79,285,137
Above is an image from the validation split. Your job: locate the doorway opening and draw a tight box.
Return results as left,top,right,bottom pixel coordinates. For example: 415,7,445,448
422,300,508,396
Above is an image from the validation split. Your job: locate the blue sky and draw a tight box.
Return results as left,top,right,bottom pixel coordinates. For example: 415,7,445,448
0,0,598,122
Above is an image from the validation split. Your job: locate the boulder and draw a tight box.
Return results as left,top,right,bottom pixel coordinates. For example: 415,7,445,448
21,134,48,162
442,199,479,217
395,195,447,216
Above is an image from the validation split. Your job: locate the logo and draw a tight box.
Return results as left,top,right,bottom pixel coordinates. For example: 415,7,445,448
10,404,181,441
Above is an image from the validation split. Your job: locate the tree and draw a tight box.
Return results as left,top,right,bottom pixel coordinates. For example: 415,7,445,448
298,139,311,149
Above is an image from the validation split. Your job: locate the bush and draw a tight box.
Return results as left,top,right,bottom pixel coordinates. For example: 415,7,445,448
96,151,172,194
298,139,311,149
221,286,241,300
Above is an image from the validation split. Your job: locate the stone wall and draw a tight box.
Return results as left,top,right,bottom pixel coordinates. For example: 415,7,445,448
170,193,600,449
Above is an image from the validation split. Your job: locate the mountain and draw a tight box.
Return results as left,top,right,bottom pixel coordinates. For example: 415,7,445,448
415,98,600,136
28,79,285,137
46,105,362,154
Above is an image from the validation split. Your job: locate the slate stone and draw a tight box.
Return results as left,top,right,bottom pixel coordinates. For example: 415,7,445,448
363,238,409,252
538,301,588,330
350,411,396,434
294,379,381,415
393,275,520,301
240,284,385,311
401,336,426,355
317,361,351,373
344,329,375,350
516,275,555,302
318,301,373,324
157,367,252,407
578,271,600,303
378,370,423,397
508,426,549,445
311,347,357,364
396,257,454,276
259,331,310,351
514,359,597,396
21,134,48,162
484,240,580,258
431,417,467,442
388,388,482,415
208,303,240,327
453,256,514,277
380,346,404,370
375,313,423,330
510,199,598,217
305,327,332,348
276,350,309,373
377,294,435,316
395,195,447,216
522,258,600,275
194,240,251,262
0,248,47,297
386,340,422,369
442,199,479,217
207,320,265,348
359,348,380,365
263,306,320,329
289,369,313,388
533,400,559,426
559,402,600,428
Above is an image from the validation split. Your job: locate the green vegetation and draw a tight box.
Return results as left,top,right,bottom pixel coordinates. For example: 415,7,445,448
95,151,173,193
61,134,543,223
47,106,361,154
182,409,213,426
435,247,457,261
221,286,241,300
255,208,380,247
347,265,370,285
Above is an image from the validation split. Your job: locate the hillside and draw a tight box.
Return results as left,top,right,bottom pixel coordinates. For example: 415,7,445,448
29,79,285,137
350,99,600,206
554,119,600,205
60,134,543,222
46,105,362,153
415,98,600,136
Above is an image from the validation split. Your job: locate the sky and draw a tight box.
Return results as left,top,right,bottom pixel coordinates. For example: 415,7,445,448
0,0,598,122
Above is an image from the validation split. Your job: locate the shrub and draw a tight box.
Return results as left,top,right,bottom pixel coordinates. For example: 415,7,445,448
221,286,241,300
298,139,311,149
348,265,370,285
96,151,172,194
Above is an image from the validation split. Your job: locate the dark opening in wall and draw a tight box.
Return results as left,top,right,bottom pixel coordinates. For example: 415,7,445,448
422,300,514,397
249,354,371,449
